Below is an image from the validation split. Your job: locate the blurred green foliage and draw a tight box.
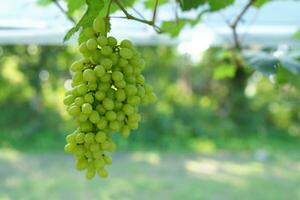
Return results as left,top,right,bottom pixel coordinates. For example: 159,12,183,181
0,45,299,152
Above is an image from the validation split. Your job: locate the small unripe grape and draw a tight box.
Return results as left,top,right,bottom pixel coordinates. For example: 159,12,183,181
101,73,111,83
120,126,130,137
117,111,125,121
101,58,112,69
70,61,84,72
109,120,120,131
118,58,128,67
76,132,85,143
84,93,94,104
110,53,119,65
101,141,111,150
98,82,110,91
93,16,106,35
97,168,108,178
66,133,76,143
105,110,117,121
95,131,106,143
107,36,117,46
136,74,145,84
97,118,108,129
127,96,141,105
81,103,93,115
96,104,106,115
115,102,123,110
90,142,100,152
120,48,133,59
79,121,93,132
86,38,98,50
94,65,105,77
79,113,88,122
86,168,96,180
115,89,126,101
120,39,133,48
63,95,75,106
114,80,126,89
68,105,81,116
89,110,100,123
123,65,133,75
76,158,88,170
87,82,97,91
101,46,113,56
84,132,95,144
79,42,89,55
95,90,105,101
76,84,88,95
97,36,108,46
123,104,134,115
137,86,146,98
103,154,112,165
125,84,137,96
128,121,139,130
103,98,114,110
83,27,95,38
83,69,96,82
112,71,123,81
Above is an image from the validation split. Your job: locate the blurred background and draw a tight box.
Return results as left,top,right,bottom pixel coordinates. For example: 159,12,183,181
0,0,300,199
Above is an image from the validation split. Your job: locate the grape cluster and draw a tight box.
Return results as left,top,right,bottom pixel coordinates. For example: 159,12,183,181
63,17,156,179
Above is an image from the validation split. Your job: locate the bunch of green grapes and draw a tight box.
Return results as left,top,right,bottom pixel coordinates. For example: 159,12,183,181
63,16,156,179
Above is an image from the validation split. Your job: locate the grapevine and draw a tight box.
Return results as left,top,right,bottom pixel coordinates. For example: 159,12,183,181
63,16,156,179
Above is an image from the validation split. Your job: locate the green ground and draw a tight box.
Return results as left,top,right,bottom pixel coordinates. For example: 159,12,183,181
0,148,299,200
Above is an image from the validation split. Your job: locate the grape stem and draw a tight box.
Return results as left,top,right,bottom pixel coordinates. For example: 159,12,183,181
112,0,162,33
52,0,76,25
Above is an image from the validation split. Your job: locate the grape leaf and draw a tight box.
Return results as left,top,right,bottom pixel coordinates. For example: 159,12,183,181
279,56,300,75
208,0,235,11
247,53,279,76
64,0,104,42
144,0,169,8
66,0,85,15
213,64,236,80
178,0,207,11
253,0,270,8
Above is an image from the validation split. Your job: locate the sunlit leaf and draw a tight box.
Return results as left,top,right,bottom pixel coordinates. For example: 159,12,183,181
208,0,234,11
253,0,270,8
178,0,207,11
247,53,279,76
144,0,169,8
66,0,85,15
213,64,236,80
64,0,104,42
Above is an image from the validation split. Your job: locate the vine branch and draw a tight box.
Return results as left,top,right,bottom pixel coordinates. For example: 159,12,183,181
52,0,76,24
229,0,256,50
113,0,161,33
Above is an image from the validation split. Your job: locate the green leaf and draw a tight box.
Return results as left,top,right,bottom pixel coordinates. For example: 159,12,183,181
253,0,269,8
64,0,104,42
279,56,300,75
213,64,236,80
178,0,207,11
208,0,234,11
144,0,169,8
247,53,279,76
37,0,52,6
276,67,300,87
66,0,85,15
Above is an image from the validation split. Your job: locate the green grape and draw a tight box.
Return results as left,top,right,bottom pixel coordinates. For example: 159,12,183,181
84,93,94,104
63,95,75,106
98,82,110,91
95,131,106,143
120,126,130,137
105,110,117,121
79,42,89,55
114,80,126,89
94,65,105,77
83,27,95,38
117,111,125,121
123,65,133,75
76,158,88,170
120,39,133,48
96,118,108,129
86,38,98,50
120,48,133,59
103,98,114,110
72,71,83,83
76,84,88,95
101,58,113,69
97,36,108,46
115,89,126,101
101,73,111,83
90,142,100,152
86,168,96,180
124,84,137,96
107,36,117,46
137,86,146,98
70,60,83,72
64,143,76,153
127,96,141,105
87,82,98,91
93,16,106,35
83,69,96,82
118,58,128,67
101,46,113,56
84,132,95,144
103,154,112,165
89,111,100,123
66,133,76,143
95,90,105,101
136,74,145,84
76,132,85,144
68,105,81,116
115,102,123,110
96,104,106,115
79,121,93,132
112,71,123,81
97,168,108,178
81,103,93,115
79,113,88,122
123,104,134,115
109,120,120,131
110,53,119,65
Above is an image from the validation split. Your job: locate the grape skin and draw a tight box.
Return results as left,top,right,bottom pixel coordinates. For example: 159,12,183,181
64,17,156,179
